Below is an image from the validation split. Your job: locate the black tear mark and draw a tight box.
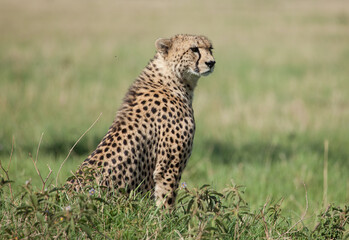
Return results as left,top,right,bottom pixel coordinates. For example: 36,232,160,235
195,49,201,72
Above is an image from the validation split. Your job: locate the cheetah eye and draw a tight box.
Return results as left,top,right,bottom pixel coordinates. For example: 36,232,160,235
190,47,199,53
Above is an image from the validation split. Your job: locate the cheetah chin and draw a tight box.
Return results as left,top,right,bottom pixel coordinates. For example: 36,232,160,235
200,68,215,76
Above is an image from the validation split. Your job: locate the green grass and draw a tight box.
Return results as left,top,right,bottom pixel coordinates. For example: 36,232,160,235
1,0,349,238
1,180,348,239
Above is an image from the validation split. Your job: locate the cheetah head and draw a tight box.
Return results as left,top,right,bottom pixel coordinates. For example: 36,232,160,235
155,34,215,84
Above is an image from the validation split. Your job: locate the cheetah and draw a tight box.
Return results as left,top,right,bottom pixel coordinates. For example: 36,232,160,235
68,34,215,208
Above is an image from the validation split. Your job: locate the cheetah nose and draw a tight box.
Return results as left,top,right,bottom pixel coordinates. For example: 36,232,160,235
205,60,216,68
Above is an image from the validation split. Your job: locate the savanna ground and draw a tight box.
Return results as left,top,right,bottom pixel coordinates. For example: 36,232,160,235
0,0,348,239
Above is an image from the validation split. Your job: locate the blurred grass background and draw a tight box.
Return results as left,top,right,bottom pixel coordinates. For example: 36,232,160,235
1,0,348,223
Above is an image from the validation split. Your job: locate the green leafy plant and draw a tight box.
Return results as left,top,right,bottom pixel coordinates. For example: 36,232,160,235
312,204,349,240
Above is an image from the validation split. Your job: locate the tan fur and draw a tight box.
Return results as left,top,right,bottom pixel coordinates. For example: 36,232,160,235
67,34,215,208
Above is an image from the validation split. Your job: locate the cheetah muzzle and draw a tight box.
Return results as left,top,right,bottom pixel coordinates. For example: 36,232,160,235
67,34,215,209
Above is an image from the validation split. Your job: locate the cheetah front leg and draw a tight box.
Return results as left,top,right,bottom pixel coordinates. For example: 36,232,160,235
153,160,184,209
153,172,179,209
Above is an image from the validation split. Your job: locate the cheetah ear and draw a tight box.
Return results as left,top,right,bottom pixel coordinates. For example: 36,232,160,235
155,38,172,56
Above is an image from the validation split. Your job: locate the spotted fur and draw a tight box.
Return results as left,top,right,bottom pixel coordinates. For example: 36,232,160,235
67,34,215,208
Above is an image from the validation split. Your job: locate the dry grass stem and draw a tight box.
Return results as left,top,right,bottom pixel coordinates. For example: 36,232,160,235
323,140,329,208
261,199,271,240
56,113,102,186
278,182,309,239
0,136,15,202
29,133,52,192
174,230,185,240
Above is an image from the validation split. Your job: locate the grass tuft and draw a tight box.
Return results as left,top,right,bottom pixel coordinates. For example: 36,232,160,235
1,171,348,239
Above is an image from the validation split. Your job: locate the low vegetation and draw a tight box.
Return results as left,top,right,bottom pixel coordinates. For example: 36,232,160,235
1,167,348,239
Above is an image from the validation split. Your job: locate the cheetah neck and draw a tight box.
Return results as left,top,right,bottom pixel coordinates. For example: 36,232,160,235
141,54,197,103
